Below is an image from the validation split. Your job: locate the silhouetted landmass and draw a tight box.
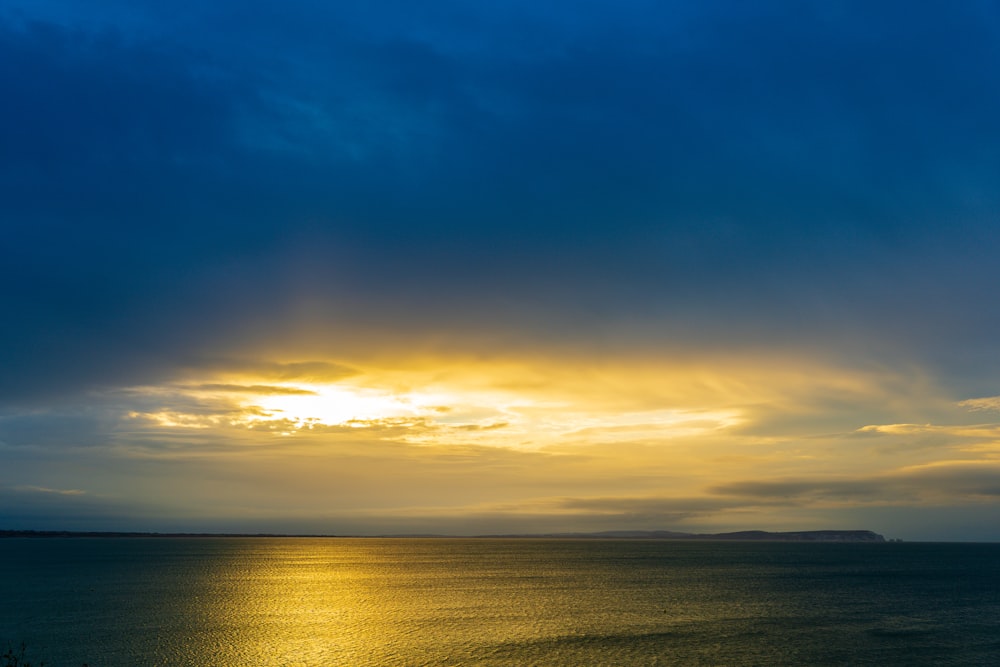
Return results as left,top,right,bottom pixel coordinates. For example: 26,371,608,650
0,529,887,541
477,530,888,542
698,530,886,542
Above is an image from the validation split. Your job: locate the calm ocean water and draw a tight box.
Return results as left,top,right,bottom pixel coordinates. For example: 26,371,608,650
1,538,998,666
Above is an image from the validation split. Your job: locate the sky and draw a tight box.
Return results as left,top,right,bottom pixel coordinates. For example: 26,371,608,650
2,1,1000,540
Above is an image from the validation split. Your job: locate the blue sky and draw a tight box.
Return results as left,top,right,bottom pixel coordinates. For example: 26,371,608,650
3,1,1000,539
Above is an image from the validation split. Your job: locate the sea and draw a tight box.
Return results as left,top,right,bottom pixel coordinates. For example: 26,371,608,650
1,538,998,666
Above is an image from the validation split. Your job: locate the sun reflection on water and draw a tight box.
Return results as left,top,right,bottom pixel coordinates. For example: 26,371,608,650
175,538,788,666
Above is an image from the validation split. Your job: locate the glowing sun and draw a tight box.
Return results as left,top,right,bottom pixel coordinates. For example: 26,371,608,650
248,384,424,427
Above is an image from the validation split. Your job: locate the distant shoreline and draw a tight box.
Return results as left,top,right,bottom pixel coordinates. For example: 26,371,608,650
0,529,889,542
479,530,889,542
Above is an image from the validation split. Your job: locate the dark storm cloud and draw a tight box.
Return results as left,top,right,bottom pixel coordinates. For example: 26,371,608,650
3,1,1000,402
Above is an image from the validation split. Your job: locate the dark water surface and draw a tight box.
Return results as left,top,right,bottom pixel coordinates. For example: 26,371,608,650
1,538,998,666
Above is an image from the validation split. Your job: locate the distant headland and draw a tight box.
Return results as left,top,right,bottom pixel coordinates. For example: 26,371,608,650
0,529,887,541
479,530,888,542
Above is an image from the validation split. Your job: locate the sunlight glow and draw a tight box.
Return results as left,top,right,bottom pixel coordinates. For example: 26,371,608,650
250,384,421,427
119,363,749,449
